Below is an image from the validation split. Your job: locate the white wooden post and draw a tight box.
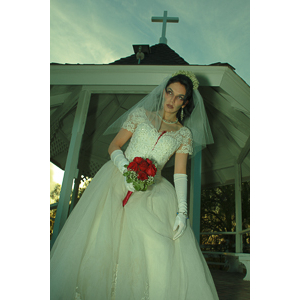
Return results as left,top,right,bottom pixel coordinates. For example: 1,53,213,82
189,151,202,243
69,168,81,215
235,161,243,252
51,90,91,248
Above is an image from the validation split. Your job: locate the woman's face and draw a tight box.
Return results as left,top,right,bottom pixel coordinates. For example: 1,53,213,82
164,82,187,114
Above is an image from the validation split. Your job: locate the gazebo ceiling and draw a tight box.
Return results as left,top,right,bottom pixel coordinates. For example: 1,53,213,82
50,64,249,188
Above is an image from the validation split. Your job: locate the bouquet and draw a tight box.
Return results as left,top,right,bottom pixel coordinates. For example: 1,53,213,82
122,157,157,206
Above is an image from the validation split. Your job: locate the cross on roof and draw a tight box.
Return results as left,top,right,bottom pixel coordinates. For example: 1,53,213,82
151,11,179,44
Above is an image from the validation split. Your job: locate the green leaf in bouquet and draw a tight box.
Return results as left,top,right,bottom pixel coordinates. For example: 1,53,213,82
133,182,141,191
139,181,146,191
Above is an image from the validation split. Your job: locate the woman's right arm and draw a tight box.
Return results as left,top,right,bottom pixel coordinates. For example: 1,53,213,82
108,128,135,192
108,128,133,156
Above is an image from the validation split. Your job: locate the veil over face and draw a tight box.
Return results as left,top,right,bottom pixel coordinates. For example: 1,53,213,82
103,74,214,157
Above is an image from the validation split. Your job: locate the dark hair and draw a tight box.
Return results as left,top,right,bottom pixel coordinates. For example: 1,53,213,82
165,74,195,124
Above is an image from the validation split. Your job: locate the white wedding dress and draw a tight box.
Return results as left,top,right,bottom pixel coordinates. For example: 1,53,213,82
50,108,219,300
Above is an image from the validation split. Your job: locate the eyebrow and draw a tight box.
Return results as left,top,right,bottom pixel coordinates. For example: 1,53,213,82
167,87,185,97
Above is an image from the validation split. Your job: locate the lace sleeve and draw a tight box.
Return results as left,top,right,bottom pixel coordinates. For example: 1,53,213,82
176,127,193,155
122,107,146,133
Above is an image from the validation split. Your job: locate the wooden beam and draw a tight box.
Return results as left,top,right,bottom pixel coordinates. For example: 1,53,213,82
220,69,250,114
235,162,243,253
83,85,156,94
51,89,91,248
202,158,235,173
237,136,250,164
215,170,227,185
50,92,73,108
200,87,250,137
50,65,228,87
50,85,82,128
210,111,243,157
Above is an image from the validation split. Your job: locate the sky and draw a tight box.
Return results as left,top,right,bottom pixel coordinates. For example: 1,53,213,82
50,0,250,84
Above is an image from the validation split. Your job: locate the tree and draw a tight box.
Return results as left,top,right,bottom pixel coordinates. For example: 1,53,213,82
200,181,250,252
50,184,61,239
50,178,93,239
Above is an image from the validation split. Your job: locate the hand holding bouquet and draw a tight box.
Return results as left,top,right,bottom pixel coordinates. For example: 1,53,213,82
122,157,157,206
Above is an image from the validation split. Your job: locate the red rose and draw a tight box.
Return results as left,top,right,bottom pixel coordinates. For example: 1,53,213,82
133,157,144,164
146,158,152,165
128,161,139,172
145,165,157,177
137,171,148,181
139,160,149,171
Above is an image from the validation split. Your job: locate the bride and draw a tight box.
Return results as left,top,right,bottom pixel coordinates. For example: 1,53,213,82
50,70,218,300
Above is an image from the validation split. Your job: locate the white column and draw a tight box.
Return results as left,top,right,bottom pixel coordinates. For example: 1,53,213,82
235,161,243,252
68,169,81,215
51,89,91,248
189,151,202,243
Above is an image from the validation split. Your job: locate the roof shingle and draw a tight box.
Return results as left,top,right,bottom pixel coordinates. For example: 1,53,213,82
109,43,189,65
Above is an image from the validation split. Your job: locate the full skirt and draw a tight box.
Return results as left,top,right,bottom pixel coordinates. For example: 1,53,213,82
50,161,219,300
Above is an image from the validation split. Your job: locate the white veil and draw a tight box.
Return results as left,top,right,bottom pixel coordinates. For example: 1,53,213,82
103,73,214,157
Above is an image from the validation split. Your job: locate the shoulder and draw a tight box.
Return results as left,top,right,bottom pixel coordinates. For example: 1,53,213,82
175,126,193,155
179,126,192,138
122,107,147,132
126,107,147,121
129,106,146,116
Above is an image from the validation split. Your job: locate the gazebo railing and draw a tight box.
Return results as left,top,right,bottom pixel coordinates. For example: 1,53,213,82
200,230,250,281
200,228,250,253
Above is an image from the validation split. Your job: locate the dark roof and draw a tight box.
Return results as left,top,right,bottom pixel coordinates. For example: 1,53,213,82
50,45,235,71
209,62,235,71
109,43,189,65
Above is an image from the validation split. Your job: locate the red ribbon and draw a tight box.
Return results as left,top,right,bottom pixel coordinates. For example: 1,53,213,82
152,130,167,150
122,191,133,207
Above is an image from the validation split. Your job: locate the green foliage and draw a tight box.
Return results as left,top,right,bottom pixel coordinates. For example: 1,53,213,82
50,178,93,239
50,184,61,239
50,184,61,203
77,177,92,199
200,181,250,253
133,180,147,191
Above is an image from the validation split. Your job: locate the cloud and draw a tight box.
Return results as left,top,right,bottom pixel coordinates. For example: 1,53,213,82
50,1,139,63
164,0,250,83
50,0,249,83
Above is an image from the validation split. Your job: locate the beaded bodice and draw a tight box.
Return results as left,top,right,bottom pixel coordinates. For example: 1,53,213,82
122,108,193,170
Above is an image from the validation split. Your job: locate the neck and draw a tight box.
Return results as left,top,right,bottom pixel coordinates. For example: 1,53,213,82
163,111,177,122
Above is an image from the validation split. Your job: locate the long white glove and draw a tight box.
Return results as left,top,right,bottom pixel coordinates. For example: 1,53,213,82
173,173,188,240
110,149,135,192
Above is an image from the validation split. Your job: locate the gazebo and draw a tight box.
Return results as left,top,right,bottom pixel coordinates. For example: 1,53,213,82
50,21,250,280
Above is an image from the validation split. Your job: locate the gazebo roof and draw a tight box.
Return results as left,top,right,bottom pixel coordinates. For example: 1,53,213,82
109,43,189,65
50,45,249,188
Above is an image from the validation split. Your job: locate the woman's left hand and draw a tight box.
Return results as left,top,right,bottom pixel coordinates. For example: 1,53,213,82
173,213,187,240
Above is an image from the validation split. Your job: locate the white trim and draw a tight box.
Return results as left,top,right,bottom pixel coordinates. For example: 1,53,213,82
50,65,231,87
